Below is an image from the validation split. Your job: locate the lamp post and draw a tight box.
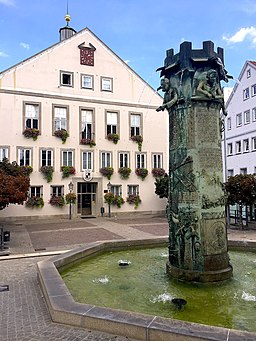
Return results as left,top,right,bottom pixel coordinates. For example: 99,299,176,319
68,181,74,220
107,181,112,218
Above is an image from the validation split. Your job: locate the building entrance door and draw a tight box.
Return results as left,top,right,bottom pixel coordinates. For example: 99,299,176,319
77,182,97,216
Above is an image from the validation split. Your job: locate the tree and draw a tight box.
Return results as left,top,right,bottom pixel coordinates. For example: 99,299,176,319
154,174,169,199
0,158,30,210
225,174,256,228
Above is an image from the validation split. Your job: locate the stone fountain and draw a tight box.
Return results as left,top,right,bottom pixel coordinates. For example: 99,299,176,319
156,41,233,282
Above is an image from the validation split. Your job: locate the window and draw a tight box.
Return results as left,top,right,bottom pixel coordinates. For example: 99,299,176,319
0,147,9,161
152,153,163,168
53,106,68,131
236,113,242,127
243,87,249,100
227,169,234,177
81,74,93,89
51,185,64,197
243,139,249,152
130,113,142,137
81,109,94,140
62,150,74,167
244,110,250,124
60,71,73,87
227,143,233,155
236,141,241,154
100,152,112,168
252,137,256,151
136,153,146,168
240,168,247,175
24,102,40,129
40,149,53,167
247,69,251,78
18,148,31,166
251,84,256,96
30,186,42,197
106,111,118,135
101,77,113,92
252,108,256,122
110,185,122,196
227,117,231,130
82,151,93,170
119,152,129,168
128,185,139,195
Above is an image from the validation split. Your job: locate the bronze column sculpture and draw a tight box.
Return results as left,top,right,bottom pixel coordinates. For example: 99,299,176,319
157,41,233,282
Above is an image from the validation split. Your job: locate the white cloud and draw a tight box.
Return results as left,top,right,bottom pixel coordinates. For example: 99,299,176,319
223,26,256,44
0,51,8,57
20,42,30,50
124,59,130,64
0,0,15,6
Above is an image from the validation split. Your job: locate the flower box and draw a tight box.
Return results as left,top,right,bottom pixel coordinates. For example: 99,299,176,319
118,167,131,180
61,166,76,178
40,165,54,183
25,196,44,208
126,194,141,209
107,133,119,144
23,128,40,141
54,129,69,143
65,192,77,204
100,167,114,180
135,168,148,180
49,195,65,207
80,138,96,147
152,168,166,178
20,165,33,177
131,135,143,151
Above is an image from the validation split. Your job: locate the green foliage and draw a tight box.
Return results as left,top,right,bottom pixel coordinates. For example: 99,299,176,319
107,133,120,144
152,168,166,178
131,135,143,151
104,193,124,208
61,166,76,178
65,192,77,204
100,167,114,180
135,168,148,180
40,166,54,183
154,174,168,199
225,174,256,205
54,129,69,143
49,195,65,207
26,196,44,208
80,138,96,147
23,128,40,141
20,165,33,177
0,158,30,210
127,194,141,209
118,167,131,179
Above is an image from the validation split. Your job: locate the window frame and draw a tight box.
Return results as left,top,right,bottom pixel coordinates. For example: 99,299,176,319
235,141,241,154
252,107,256,122
51,185,64,197
236,113,242,127
0,146,9,162
61,149,74,167
227,117,231,130
136,153,147,169
152,153,163,169
127,185,139,196
240,168,247,175
118,152,130,168
243,87,250,100
81,151,94,171
252,137,256,151
80,107,95,141
100,76,113,92
81,74,94,90
105,110,120,136
100,151,112,168
110,185,122,196
23,101,41,131
247,69,251,78
40,148,54,167
30,186,43,197
129,112,143,138
17,147,32,166
243,139,249,153
227,169,234,178
251,84,256,97
52,105,69,133
244,110,250,125
60,70,74,87
227,143,233,156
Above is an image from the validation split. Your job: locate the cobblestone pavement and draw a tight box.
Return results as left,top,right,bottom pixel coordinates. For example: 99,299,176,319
1,215,256,341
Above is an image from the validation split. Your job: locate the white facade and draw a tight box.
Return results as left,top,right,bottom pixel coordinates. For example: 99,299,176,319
0,26,167,219
223,61,256,179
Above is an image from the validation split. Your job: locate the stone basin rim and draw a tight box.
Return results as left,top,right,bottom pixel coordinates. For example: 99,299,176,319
37,237,256,341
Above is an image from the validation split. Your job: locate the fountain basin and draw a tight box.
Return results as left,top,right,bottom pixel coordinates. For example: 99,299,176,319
37,238,256,341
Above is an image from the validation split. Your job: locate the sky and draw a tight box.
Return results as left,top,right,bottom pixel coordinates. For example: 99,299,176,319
1,0,256,90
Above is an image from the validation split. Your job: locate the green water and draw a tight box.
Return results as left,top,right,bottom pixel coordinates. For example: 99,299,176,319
61,248,256,332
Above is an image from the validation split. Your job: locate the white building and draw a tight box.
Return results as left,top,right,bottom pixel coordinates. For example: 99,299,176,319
0,17,167,220
223,60,256,179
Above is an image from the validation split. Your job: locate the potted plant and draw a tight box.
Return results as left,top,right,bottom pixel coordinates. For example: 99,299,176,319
80,138,96,147
126,194,141,209
20,165,33,177
54,129,69,143
113,195,125,208
135,168,148,180
100,167,114,180
118,167,131,180
40,165,54,183
104,192,115,205
107,133,119,144
65,192,77,204
131,135,143,151
23,128,40,141
25,196,44,208
61,166,76,178
152,168,166,178
49,195,65,207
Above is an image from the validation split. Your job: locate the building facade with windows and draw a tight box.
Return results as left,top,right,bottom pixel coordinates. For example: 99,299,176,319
223,61,256,179
0,22,167,219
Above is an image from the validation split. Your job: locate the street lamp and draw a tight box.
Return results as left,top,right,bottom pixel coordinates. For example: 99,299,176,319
68,181,74,220
107,181,112,218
